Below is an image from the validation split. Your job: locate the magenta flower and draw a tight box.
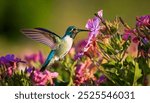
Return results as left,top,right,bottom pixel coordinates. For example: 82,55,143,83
75,59,98,85
75,36,101,59
84,10,103,51
25,51,44,67
31,69,58,86
122,29,139,43
122,31,130,41
74,40,87,59
7,67,13,77
75,10,102,59
85,10,102,37
85,17,100,36
136,15,150,28
0,54,25,76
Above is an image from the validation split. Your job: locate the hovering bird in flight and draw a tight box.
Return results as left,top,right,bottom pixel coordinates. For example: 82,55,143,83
21,26,89,71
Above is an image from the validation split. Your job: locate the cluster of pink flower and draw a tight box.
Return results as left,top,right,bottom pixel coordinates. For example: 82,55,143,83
0,52,58,86
74,10,150,85
75,10,103,59
123,15,150,57
0,54,25,77
24,52,58,86
26,68,58,86
74,10,106,85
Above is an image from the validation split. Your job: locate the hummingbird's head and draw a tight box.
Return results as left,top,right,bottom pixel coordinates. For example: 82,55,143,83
65,26,89,39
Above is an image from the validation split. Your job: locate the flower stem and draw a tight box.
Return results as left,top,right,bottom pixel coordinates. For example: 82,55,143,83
119,17,130,29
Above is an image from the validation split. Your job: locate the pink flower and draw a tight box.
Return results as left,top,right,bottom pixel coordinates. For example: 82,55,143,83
0,54,25,77
97,10,103,17
75,10,103,59
7,67,13,77
136,15,150,28
85,10,102,37
122,29,139,43
84,10,103,51
31,69,58,86
25,51,45,67
75,58,98,85
74,40,87,59
85,17,100,36
75,36,101,59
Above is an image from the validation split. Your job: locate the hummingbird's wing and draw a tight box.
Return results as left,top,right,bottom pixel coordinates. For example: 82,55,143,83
21,28,61,49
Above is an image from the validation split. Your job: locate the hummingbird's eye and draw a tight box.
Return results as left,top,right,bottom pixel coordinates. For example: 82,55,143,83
72,28,77,33
71,28,76,32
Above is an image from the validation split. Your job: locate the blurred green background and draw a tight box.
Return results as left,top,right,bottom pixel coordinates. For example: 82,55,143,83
0,0,150,56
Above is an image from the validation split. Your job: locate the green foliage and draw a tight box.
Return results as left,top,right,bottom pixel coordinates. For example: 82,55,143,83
50,55,77,86
94,16,149,86
0,70,31,86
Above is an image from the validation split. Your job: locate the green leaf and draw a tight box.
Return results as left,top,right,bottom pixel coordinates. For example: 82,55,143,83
102,59,116,68
125,55,133,63
137,57,150,75
98,42,108,52
133,62,142,85
56,75,65,82
122,38,130,51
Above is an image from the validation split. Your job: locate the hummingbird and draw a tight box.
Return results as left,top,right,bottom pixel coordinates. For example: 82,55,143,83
21,26,89,71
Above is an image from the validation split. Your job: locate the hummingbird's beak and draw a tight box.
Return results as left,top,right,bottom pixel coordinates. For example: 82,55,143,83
71,28,90,39
77,29,90,32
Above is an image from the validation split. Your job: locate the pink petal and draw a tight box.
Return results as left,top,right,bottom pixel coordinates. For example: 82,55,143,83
122,33,129,40
97,10,103,17
132,37,139,43
85,19,93,29
51,72,59,78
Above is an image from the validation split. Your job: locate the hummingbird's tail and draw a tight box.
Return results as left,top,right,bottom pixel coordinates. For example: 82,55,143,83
40,50,55,72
